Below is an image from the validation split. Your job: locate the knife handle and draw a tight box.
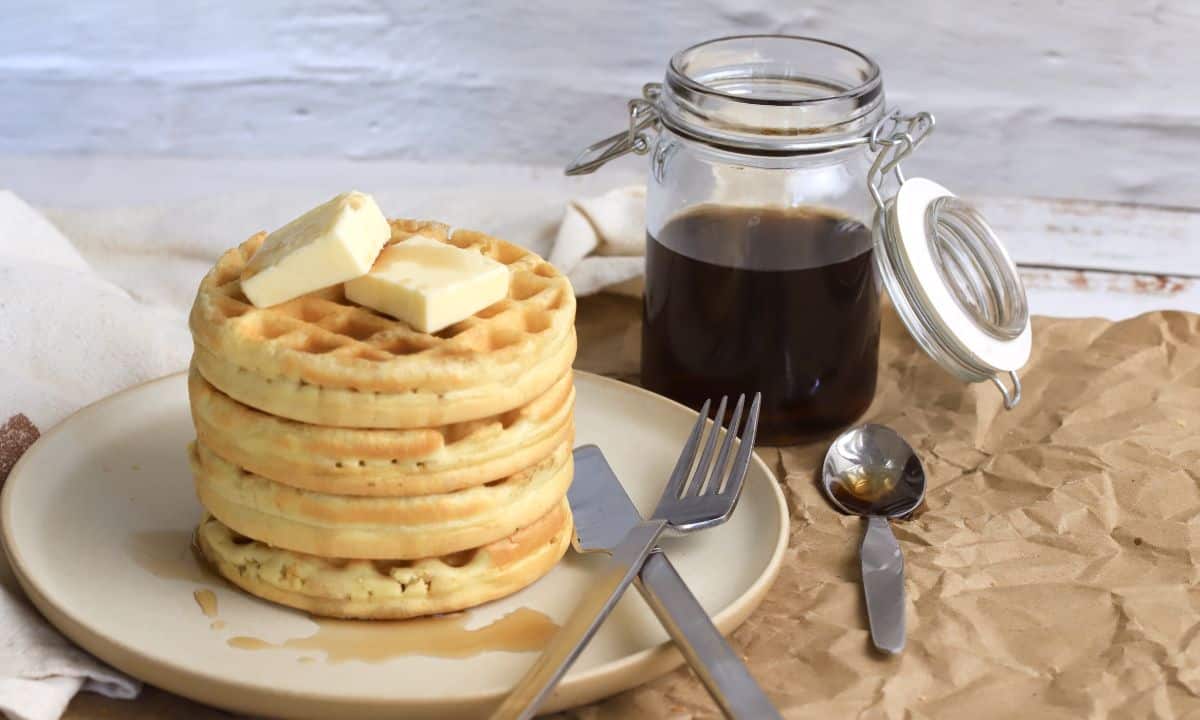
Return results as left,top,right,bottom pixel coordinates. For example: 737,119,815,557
491,519,668,720
637,550,781,720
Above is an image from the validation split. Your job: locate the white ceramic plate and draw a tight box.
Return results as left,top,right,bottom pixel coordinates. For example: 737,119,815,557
1,371,787,719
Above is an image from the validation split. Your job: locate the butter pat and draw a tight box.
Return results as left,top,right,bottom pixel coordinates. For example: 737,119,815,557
241,191,390,307
344,237,510,333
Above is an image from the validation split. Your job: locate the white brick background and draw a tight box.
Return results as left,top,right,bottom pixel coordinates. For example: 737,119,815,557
2,0,1198,205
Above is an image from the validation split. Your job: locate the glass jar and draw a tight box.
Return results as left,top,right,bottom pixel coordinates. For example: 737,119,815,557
569,35,1031,445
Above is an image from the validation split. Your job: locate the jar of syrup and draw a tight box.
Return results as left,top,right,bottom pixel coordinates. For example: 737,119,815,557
568,35,1031,445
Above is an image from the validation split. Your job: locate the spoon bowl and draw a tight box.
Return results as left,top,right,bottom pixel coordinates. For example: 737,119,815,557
822,424,926,517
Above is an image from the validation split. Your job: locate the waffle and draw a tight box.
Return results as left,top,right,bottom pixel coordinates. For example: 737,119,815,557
195,500,572,619
190,441,573,560
189,219,577,429
189,367,575,497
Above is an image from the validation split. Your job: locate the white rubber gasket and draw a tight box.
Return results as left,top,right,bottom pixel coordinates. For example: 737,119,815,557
892,177,1032,373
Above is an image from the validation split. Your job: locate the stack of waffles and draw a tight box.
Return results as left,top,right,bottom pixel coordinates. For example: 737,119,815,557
185,219,578,619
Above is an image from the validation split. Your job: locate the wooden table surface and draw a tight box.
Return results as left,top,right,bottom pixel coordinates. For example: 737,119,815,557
1,157,1196,719
974,195,1200,319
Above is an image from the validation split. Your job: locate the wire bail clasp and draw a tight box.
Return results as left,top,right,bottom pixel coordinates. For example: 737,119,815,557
866,110,935,211
990,371,1022,410
565,84,662,176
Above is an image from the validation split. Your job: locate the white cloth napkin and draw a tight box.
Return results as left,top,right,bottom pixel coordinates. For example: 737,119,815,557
0,576,140,720
0,190,151,719
548,185,647,297
0,182,646,719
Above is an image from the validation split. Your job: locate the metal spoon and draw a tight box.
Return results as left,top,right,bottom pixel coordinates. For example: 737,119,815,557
821,423,926,655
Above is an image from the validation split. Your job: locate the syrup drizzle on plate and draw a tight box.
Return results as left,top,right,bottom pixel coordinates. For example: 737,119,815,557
130,529,558,663
227,608,557,662
193,589,218,617
128,530,215,584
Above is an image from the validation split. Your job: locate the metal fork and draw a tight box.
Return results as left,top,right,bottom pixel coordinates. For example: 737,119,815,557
491,393,762,720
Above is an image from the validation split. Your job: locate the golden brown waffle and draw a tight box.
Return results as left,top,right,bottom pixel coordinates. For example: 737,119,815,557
189,219,577,428
196,501,572,619
189,366,575,497
190,441,573,560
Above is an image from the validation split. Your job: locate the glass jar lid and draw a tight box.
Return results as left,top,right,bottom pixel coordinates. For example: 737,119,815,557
876,179,1031,407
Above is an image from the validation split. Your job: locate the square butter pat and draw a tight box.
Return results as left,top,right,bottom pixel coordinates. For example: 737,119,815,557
240,191,390,307
344,237,510,333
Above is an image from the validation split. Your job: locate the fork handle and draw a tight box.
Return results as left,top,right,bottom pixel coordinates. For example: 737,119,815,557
491,518,668,720
637,550,781,719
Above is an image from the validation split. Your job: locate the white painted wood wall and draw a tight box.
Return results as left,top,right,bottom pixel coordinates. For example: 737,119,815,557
2,1,1198,206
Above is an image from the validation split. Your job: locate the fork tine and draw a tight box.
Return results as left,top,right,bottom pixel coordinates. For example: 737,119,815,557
704,394,744,495
686,396,726,497
719,392,761,506
660,398,710,502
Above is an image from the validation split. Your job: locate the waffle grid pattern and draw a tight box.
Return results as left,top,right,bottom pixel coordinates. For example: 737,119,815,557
191,220,576,394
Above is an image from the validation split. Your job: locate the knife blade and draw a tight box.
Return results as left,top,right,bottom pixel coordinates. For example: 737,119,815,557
568,445,780,720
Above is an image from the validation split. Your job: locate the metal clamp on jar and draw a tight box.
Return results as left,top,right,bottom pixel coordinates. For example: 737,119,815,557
569,35,1030,445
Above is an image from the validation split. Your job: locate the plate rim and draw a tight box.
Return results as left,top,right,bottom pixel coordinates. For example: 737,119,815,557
1,370,790,717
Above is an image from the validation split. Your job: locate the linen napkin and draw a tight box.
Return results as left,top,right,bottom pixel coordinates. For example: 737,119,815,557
548,185,647,297
0,190,164,719
0,580,140,720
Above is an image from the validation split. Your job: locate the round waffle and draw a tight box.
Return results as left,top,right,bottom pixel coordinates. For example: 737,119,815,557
190,441,573,560
189,219,577,429
189,366,575,497
195,500,572,619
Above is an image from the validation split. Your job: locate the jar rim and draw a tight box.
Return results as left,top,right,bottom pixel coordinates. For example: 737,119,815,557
659,34,887,154
667,34,883,108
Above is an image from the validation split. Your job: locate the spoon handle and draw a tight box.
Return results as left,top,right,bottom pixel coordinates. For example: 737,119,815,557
861,516,906,654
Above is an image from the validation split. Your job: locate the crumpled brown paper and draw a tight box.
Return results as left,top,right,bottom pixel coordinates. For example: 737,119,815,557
563,296,1200,719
